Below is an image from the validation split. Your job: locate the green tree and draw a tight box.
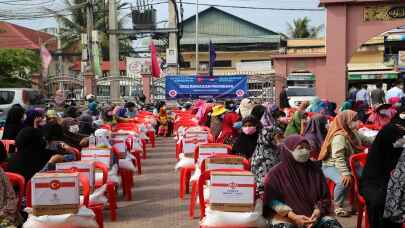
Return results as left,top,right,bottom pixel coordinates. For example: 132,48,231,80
0,49,40,87
47,0,133,58
287,17,323,38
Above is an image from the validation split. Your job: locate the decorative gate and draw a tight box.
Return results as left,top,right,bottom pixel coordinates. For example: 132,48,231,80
151,77,166,101
45,74,84,99
247,74,284,103
96,76,143,102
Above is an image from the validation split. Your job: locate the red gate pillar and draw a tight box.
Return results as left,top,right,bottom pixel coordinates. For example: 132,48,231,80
273,58,288,105
142,74,152,103
321,4,349,104
84,71,96,96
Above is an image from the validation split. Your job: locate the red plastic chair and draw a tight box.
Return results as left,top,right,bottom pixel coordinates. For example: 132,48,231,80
125,136,142,175
148,130,156,148
1,140,15,153
71,147,81,161
189,154,250,218
349,153,369,228
110,148,134,201
198,169,255,220
5,172,25,209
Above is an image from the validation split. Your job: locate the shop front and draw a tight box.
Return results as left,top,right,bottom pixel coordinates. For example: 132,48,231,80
287,72,316,88
348,70,399,89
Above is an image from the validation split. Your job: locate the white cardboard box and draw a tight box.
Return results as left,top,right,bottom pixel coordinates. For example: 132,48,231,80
81,148,112,168
182,132,209,156
205,157,245,171
56,161,95,191
209,171,255,212
198,145,229,164
111,138,127,159
31,172,80,216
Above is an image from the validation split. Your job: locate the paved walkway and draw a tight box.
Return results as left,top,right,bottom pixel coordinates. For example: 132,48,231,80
105,137,356,228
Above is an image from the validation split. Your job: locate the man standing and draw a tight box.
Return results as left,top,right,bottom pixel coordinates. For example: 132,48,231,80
279,86,290,109
370,83,385,106
356,85,370,106
386,80,404,101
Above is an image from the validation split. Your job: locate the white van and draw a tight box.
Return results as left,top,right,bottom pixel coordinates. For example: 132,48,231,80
0,88,46,121
287,86,316,108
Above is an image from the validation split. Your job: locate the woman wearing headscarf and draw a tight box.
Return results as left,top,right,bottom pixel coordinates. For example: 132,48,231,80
231,115,259,159
61,118,87,149
298,101,310,112
264,135,342,228
158,107,169,136
23,108,45,128
251,103,284,196
2,106,25,141
307,97,324,113
217,109,240,145
239,98,255,119
210,105,227,141
78,114,95,136
367,104,397,129
250,104,266,129
284,111,307,137
319,110,372,217
325,102,337,117
339,100,353,113
0,168,22,227
360,106,405,228
303,114,328,158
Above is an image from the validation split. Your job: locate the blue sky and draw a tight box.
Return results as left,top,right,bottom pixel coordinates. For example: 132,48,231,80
4,0,325,35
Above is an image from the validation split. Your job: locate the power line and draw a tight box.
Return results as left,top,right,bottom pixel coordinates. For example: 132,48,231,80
181,1,324,11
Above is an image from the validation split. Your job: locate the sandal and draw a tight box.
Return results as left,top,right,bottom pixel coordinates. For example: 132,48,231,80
335,207,351,217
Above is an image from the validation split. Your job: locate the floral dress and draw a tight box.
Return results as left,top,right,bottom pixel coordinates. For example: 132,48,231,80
251,126,283,195
384,146,405,223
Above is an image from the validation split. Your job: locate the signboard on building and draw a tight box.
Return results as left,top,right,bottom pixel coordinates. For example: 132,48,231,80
126,57,151,78
364,5,405,22
165,75,248,99
166,48,178,65
236,61,272,73
348,71,398,80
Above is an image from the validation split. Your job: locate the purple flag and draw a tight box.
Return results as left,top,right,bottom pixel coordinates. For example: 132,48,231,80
208,40,216,77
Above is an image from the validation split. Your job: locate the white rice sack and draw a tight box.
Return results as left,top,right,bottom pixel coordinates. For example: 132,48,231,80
190,167,201,182
119,158,137,173
23,207,97,228
108,165,121,184
175,154,195,170
201,200,266,227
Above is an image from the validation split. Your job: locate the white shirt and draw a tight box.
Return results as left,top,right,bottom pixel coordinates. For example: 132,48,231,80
356,89,370,104
386,86,404,100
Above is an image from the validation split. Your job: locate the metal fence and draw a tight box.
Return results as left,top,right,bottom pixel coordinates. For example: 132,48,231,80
44,74,84,99
96,76,143,102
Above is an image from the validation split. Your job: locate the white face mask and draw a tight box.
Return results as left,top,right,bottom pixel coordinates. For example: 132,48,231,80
291,148,310,163
69,125,80,134
38,119,47,127
349,121,358,130
400,113,405,120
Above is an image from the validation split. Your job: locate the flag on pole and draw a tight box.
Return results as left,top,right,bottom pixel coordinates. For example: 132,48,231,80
208,40,216,77
40,45,52,78
149,41,161,78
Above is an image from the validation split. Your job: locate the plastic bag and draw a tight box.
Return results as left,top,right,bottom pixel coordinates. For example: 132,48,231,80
119,158,137,173
201,200,266,227
89,184,108,205
108,165,121,184
175,154,195,170
190,167,201,182
358,127,378,138
23,207,97,228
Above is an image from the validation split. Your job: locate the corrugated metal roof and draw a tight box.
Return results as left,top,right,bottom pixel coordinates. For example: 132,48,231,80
181,7,282,45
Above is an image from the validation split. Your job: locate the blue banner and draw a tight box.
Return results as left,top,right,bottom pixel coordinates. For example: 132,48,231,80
165,75,248,99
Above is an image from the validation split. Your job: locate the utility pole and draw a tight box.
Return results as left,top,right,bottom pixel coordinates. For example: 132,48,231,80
109,0,121,102
86,0,94,73
168,0,178,74
195,0,199,75
56,16,64,92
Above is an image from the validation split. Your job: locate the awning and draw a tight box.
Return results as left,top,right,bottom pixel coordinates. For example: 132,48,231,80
287,73,315,81
348,71,398,80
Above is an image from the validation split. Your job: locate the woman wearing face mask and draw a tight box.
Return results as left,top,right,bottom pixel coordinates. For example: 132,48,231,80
264,135,342,228
251,103,284,196
284,111,307,137
319,110,373,217
303,114,328,159
210,105,228,141
360,106,405,228
231,115,259,159
61,118,87,149
23,109,46,128
217,107,240,145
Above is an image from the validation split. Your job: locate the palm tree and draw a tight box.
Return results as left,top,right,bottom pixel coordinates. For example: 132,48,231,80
287,17,323,38
46,0,133,58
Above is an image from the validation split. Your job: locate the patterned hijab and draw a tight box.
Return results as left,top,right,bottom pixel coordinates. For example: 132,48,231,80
0,168,20,226
260,103,279,128
239,98,255,119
